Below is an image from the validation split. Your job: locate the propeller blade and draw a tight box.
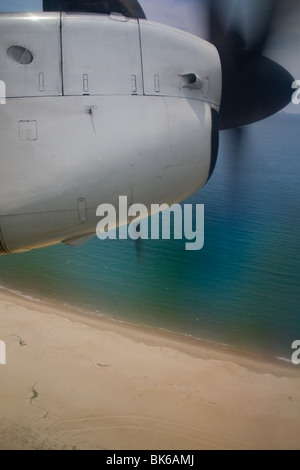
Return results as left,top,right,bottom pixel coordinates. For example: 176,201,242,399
132,223,144,263
43,0,146,18
134,238,144,263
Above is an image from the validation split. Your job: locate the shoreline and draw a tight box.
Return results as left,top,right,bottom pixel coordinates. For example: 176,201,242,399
0,285,296,373
1,286,300,449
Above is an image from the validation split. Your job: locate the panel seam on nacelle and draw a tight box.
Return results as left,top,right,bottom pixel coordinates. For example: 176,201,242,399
137,19,145,96
60,12,65,96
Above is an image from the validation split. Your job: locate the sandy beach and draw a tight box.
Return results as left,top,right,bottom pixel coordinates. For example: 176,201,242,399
0,287,300,450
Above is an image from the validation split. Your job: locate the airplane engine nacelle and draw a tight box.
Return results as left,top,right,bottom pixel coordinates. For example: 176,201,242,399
0,12,221,254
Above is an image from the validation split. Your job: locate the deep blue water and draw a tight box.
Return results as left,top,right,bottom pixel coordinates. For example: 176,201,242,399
0,113,299,359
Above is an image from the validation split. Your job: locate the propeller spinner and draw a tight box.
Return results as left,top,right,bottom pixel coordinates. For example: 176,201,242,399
208,0,295,130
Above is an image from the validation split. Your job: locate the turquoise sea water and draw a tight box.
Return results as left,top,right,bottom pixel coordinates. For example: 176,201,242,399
0,113,299,359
